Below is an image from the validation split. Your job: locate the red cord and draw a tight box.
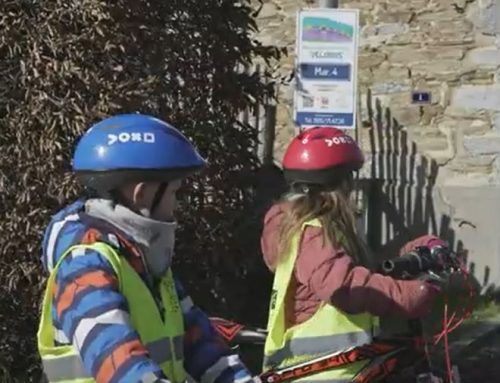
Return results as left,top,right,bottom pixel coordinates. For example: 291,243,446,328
445,265,476,334
443,297,454,382
430,260,476,382
433,262,476,344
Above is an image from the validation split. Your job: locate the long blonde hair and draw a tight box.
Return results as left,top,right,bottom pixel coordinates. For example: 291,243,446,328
277,185,370,268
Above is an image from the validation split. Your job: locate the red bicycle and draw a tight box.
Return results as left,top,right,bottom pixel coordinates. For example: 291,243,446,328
211,246,473,383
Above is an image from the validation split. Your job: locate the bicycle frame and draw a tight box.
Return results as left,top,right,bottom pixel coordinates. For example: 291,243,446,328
210,248,467,382
210,317,432,382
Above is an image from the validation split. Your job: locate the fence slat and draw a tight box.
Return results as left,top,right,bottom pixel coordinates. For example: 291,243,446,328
236,64,277,166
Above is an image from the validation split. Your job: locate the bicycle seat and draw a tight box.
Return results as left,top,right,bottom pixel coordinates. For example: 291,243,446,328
210,317,267,345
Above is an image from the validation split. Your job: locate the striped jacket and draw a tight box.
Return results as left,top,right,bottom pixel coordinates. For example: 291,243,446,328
41,199,254,383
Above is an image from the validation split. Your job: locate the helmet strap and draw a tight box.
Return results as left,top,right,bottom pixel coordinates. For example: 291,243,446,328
290,170,354,195
91,183,169,218
150,182,169,216
291,182,338,195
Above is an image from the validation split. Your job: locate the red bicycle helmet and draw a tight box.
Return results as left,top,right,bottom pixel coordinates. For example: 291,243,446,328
282,126,364,186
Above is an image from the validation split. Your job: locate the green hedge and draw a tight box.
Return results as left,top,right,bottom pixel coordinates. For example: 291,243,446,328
0,0,282,380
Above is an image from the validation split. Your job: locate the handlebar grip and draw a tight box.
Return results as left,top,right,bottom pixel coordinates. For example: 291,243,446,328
381,251,423,276
380,247,439,277
234,329,267,345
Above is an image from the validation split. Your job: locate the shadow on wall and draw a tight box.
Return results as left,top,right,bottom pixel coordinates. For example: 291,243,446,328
250,88,495,297
361,90,487,292
360,90,491,342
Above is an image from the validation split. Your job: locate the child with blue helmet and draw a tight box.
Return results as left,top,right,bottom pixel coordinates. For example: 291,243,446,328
37,114,256,383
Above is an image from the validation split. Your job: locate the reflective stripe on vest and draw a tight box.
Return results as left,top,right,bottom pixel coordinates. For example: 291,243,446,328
147,335,184,364
263,218,380,380
42,355,90,381
37,242,187,383
263,330,373,368
200,354,242,383
41,335,183,381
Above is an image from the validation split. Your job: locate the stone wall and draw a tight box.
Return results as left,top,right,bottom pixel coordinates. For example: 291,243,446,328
254,0,500,291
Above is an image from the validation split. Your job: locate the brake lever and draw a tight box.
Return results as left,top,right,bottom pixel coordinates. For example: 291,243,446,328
426,270,446,285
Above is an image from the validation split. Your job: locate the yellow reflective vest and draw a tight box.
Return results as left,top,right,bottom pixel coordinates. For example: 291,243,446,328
264,219,380,382
37,242,186,383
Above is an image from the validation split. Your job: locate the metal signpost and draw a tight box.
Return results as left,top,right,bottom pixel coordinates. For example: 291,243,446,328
319,0,339,7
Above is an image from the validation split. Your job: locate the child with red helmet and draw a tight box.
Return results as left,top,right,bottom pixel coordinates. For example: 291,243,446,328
261,127,446,380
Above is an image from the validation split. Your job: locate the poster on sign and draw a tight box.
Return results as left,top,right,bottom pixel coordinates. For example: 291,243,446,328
294,8,359,130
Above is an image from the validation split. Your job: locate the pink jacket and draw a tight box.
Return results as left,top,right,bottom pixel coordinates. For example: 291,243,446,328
261,203,442,328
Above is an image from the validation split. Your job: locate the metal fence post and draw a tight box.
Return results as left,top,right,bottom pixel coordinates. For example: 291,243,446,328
318,0,339,8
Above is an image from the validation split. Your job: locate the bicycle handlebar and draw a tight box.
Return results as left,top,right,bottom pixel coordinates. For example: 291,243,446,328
380,246,459,278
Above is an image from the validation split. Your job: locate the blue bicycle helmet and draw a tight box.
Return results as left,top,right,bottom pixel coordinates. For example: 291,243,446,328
73,114,206,193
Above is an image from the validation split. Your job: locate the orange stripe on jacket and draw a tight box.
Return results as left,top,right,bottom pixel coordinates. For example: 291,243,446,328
81,228,103,244
96,339,148,383
56,270,118,318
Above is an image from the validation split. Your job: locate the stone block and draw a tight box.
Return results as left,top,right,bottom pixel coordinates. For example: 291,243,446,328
473,31,498,47
459,69,495,85
386,32,426,46
275,104,291,127
437,184,500,289
493,112,500,133
371,65,410,82
495,67,500,83
411,15,473,44
278,83,293,104
466,0,500,35
410,60,464,81
440,83,451,108
390,0,429,9
452,85,500,111
360,23,413,48
279,55,295,72
427,19,474,35
466,47,500,66
342,1,375,11
444,105,489,119
416,9,464,22
368,93,422,127
412,129,450,151
430,34,475,47
441,170,492,187
361,24,378,37
376,22,410,35
435,116,462,132
397,106,422,126
478,0,500,35
258,2,281,19
390,47,465,64
360,35,389,49
456,154,496,168
424,150,455,166
464,119,493,135
358,69,374,87
420,105,445,125
453,0,469,9
464,134,500,154
361,23,410,38
371,81,412,95
374,10,415,24
436,115,491,136
359,50,387,70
